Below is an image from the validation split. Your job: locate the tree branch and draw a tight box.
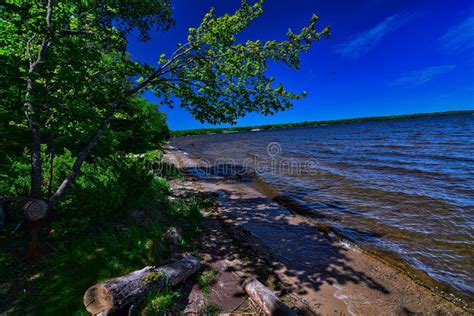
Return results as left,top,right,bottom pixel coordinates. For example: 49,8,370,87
126,46,194,96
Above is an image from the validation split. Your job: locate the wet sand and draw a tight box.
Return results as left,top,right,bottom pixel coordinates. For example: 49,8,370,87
164,146,469,315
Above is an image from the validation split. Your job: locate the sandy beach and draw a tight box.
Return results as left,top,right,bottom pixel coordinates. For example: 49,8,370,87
164,145,469,315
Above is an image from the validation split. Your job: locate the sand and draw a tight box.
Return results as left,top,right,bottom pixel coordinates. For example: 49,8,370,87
164,146,469,315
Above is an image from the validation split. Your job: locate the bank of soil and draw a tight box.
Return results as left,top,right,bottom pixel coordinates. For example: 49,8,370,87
165,146,469,315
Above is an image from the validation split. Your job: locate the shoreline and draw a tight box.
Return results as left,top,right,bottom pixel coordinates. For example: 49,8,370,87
164,145,471,314
252,176,473,310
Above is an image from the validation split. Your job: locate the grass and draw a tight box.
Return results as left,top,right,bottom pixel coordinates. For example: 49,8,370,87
142,287,182,315
196,268,220,314
0,153,206,315
1,195,204,314
197,269,218,295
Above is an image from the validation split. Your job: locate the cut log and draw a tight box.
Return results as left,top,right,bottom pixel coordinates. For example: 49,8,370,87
23,199,48,221
4,197,49,221
243,278,296,316
84,256,200,315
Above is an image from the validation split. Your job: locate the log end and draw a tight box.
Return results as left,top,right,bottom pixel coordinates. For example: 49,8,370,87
23,199,48,221
243,278,296,316
84,284,113,315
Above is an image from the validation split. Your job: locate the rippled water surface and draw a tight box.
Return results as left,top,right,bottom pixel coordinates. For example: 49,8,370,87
171,114,474,296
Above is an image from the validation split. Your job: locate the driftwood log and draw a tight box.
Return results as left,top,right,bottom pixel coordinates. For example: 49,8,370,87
84,256,200,315
243,278,296,316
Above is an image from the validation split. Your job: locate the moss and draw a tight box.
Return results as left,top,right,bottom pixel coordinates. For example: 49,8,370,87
143,271,165,285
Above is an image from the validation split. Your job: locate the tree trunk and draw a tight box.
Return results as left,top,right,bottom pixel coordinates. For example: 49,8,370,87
25,70,43,198
24,0,53,198
83,256,200,315
2,198,48,259
47,138,55,198
243,278,296,316
0,202,4,232
29,102,42,198
25,220,44,260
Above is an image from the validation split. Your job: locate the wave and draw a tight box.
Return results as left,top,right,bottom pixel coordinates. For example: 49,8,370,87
250,174,474,307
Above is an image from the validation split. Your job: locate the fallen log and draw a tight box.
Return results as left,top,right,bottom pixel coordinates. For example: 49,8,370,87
243,278,296,316
84,256,200,315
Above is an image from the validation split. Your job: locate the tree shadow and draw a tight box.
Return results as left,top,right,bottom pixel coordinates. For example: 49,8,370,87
214,189,390,296
165,145,470,314
170,159,392,312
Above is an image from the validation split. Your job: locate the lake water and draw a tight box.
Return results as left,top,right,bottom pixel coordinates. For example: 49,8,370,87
170,114,474,298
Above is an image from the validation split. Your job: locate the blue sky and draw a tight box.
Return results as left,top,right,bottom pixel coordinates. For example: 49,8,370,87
127,0,474,130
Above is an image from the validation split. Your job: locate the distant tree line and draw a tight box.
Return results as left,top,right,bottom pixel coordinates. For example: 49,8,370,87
171,110,474,137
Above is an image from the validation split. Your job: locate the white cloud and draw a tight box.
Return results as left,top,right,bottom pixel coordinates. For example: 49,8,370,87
439,16,474,52
336,14,413,59
390,65,456,87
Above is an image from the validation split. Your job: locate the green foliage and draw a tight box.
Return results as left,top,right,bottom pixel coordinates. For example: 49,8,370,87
0,155,205,314
111,98,170,154
198,269,218,295
0,144,170,213
0,147,30,196
1,0,327,204
0,0,173,200
144,151,184,180
143,288,181,315
150,0,330,124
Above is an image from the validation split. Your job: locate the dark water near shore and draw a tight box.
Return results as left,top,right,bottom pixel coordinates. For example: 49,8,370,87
171,114,474,297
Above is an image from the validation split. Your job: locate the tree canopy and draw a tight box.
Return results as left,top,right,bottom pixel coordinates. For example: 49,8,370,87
144,1,330,124
0,0,329,206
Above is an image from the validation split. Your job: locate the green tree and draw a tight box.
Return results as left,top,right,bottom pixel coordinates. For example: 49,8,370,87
1,0,173,203
1,0,329,209
111,97,170,154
